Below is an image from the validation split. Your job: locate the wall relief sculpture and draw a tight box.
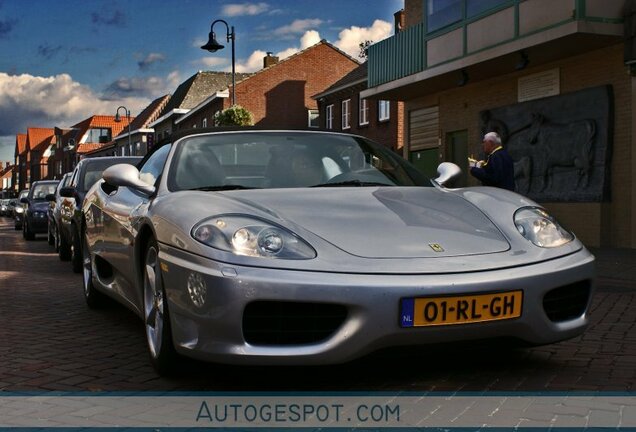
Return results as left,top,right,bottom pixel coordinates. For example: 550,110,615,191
479,85,613,202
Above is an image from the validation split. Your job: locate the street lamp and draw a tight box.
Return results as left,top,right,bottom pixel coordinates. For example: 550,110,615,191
201,19,236,106
114,106,131,155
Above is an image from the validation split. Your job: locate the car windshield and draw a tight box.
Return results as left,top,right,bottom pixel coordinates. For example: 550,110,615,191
168,131,430,191
31,183,58,200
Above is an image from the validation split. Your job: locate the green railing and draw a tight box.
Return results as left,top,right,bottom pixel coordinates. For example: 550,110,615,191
368,22,425,88
367,0,623,88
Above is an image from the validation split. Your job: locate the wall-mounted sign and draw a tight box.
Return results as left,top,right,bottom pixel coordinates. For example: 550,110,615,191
518,68,560,102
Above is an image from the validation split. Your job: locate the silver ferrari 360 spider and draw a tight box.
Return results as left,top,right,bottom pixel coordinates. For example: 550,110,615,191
81,129,595,374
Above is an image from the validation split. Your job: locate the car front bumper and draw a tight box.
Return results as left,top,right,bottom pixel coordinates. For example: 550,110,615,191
159,244,595,365
26,213,49,233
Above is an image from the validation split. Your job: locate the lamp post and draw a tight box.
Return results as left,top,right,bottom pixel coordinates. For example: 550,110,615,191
201,19,236,106
114,106,131,155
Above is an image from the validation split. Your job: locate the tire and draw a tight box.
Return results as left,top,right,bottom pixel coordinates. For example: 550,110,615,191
82,230,106,308
23,220,35,241
58,227,72,261
71,225,82,273
47,222,55,245
143,238,177,375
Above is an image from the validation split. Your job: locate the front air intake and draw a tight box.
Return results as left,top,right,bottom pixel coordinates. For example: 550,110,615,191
542,280,592,322
242,301,347,346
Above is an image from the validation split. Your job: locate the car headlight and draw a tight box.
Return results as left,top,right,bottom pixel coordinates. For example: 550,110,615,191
15,207,24,214
192,215,316,259
514,207,574,248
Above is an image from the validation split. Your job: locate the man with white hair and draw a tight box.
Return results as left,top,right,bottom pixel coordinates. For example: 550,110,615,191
469,131,515,191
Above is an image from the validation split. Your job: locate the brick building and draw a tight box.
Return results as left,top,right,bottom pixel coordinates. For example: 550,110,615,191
150,72,250,141
47,115,134,176
87,95,171,158
363,0,634,248
313,62,404,152
173,40,360,131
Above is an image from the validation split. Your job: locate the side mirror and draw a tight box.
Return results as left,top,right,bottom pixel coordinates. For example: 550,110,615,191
59,187,75,198
434,162,462,187
20,197,28,204
46,193,56,202
103,163,156,196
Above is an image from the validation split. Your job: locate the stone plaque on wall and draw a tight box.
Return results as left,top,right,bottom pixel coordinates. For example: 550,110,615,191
518,68,560,102
479,85,613,202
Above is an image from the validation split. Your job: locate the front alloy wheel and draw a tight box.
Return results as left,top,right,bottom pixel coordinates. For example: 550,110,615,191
144,239,177,374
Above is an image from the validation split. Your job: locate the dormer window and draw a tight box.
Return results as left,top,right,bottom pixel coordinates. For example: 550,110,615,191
86,128,112,143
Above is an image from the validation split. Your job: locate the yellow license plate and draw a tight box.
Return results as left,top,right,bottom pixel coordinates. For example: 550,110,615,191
400,291,523,327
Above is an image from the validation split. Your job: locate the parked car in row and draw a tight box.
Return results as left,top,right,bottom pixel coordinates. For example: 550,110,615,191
21,180,59,240
46,172,72,250
57,156,141,271
5,199,17,218
0,199,9,216
13,189,29,230
81,128,595,375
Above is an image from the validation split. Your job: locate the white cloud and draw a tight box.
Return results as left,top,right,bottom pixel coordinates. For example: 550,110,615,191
235,50,269,73
198,57,229,68
334,19,393,58
300,30,321,49
222,2,269,17
0,72,152,137
273,19,323,36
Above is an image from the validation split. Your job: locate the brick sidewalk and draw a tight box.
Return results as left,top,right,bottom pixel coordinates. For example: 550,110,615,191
590,247,636,288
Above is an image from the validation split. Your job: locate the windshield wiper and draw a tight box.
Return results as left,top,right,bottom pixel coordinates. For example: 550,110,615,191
310,180,394,188
188,184,259,191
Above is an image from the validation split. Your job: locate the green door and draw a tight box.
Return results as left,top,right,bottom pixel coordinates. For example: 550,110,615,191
446,130,468,187
409,148,439,180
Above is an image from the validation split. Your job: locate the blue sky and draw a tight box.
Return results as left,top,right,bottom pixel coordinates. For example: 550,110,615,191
0,0,402,162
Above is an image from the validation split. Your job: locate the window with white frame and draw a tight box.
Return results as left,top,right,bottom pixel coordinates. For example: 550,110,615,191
379,100,390,121
359,97,369,126
326,104,334,129
308,109,319,128
202,118,207,128
342,99,351,130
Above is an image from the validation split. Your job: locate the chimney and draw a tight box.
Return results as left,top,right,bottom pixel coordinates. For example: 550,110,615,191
263,52,279,69
394,9,405,34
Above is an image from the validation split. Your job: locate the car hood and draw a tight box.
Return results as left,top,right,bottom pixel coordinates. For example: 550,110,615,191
220,187,509,258
29,201,49,211
151,186,586,274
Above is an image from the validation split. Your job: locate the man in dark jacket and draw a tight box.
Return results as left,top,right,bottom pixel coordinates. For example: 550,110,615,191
469,132,515,191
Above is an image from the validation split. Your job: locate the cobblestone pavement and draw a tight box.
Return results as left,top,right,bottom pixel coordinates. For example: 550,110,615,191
0,218,634,392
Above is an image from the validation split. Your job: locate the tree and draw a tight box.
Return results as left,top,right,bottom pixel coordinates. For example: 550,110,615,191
358,40,373,60
215,105,253,126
